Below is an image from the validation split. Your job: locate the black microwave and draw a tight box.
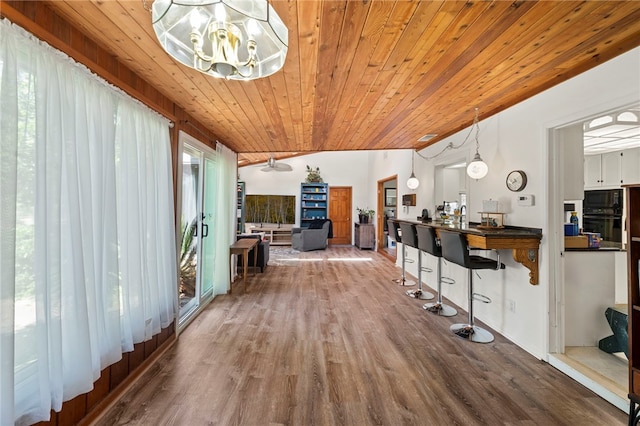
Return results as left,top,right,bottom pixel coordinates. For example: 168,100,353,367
583,189,622,215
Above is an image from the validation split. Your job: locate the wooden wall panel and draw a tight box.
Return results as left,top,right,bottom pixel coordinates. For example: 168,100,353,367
86,370,110,412
1,3,190,425
144,335,158,358
109,353,130,391
29,324,175,426
56,394,86,426
129,343,146,373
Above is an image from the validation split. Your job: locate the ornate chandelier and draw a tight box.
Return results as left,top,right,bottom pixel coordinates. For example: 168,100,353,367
152,0,288,80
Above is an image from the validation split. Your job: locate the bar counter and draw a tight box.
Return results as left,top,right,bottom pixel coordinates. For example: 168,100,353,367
391,219,543,285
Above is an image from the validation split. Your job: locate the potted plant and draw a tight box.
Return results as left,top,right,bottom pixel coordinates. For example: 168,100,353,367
305,165,323,183
357,207,375,224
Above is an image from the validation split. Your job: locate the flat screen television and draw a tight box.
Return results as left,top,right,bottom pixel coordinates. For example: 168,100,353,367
245,195,295,224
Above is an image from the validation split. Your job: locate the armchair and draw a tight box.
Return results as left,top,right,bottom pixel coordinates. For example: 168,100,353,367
291,221,331,252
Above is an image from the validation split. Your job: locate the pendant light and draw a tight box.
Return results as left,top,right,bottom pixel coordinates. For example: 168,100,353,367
466,108,489,180
407,150,420,189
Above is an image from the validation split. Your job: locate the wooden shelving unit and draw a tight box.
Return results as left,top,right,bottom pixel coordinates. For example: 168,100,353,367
251,226,292,246
300,182,328,229
237,181,245,234
627,185,640,401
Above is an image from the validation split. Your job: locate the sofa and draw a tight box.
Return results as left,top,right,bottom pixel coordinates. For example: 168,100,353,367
236,234,270,272
291,220,331,252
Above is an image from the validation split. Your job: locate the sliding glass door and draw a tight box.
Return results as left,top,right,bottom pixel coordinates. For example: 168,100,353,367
178,135,216,326
200,158,217,297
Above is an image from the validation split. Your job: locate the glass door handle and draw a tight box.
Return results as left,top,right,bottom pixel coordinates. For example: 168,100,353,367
202,223,209,238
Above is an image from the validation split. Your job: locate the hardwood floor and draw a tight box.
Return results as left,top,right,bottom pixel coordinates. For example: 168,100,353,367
95,247,625,425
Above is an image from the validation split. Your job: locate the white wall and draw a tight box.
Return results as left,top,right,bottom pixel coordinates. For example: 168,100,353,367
374,47,640,359
238,151,373,240
368,149,435,221
239,47,640,360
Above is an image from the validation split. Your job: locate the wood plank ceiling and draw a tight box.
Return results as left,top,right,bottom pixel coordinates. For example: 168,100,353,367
38,1,640,166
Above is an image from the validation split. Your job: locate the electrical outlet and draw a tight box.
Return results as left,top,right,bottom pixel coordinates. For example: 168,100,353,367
507,299,516,313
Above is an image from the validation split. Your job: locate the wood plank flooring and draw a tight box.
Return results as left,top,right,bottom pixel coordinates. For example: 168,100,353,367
95,247,625,425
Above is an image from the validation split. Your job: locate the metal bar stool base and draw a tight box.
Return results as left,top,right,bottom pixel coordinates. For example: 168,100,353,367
392,278,416,286
423,302,457,317
450,324,494,343
406,289,434,300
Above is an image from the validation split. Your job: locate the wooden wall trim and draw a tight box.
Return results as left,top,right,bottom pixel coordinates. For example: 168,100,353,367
1,0,223,151
1,1,175,121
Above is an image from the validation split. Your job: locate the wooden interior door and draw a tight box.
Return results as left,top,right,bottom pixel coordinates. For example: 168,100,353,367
329,186,352,245
377,175,397,262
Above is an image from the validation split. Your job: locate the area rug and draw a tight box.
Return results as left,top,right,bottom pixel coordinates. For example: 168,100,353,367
269,246,302,266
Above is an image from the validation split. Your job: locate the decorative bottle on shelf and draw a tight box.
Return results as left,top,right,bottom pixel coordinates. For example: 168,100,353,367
570,211,579,234
570,212,578,225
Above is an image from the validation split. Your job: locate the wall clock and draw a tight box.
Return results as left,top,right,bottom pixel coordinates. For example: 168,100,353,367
506,170,527,192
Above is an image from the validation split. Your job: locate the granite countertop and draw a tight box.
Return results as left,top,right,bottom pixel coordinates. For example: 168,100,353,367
396,218,542,239
565,246,625,252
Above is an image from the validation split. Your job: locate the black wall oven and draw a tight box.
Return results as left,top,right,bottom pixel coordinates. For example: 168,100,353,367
582,189,623,247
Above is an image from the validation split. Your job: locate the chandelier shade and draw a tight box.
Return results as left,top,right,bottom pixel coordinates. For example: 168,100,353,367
152,0,288,80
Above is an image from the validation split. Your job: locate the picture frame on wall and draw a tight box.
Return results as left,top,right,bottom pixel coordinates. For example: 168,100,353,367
385,188,397,207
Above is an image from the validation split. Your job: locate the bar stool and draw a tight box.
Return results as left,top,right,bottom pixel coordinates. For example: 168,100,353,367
438,230,504,343
399,222,434,299
387,220,415,286
416,225,457,316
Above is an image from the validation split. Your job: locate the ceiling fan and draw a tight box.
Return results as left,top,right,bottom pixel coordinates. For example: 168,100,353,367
260,156,292,172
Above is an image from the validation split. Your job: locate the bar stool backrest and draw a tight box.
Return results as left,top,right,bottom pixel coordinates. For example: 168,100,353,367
387,220,401,243
438,230,470,268
398,222,418,249
416,226,441,258
439,230,504,271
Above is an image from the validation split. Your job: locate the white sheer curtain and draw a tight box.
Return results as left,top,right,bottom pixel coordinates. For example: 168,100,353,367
0,20,177,425
115,101,177,350
214,142,238,295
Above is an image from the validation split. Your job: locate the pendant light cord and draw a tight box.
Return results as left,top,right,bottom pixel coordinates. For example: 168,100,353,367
473,107,480,155
411,149,415,173
416,107,481,161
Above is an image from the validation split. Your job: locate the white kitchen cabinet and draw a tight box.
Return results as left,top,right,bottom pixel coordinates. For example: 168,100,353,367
561,123,585,200
584,151,623,188
585,149,640,188
601,151,622,186
584,154,602,188
621,147,640,185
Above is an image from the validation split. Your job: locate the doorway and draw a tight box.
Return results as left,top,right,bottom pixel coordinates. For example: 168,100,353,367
177,132,217,329
329,186,352,245
377,175,397,260
547,106,640,412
